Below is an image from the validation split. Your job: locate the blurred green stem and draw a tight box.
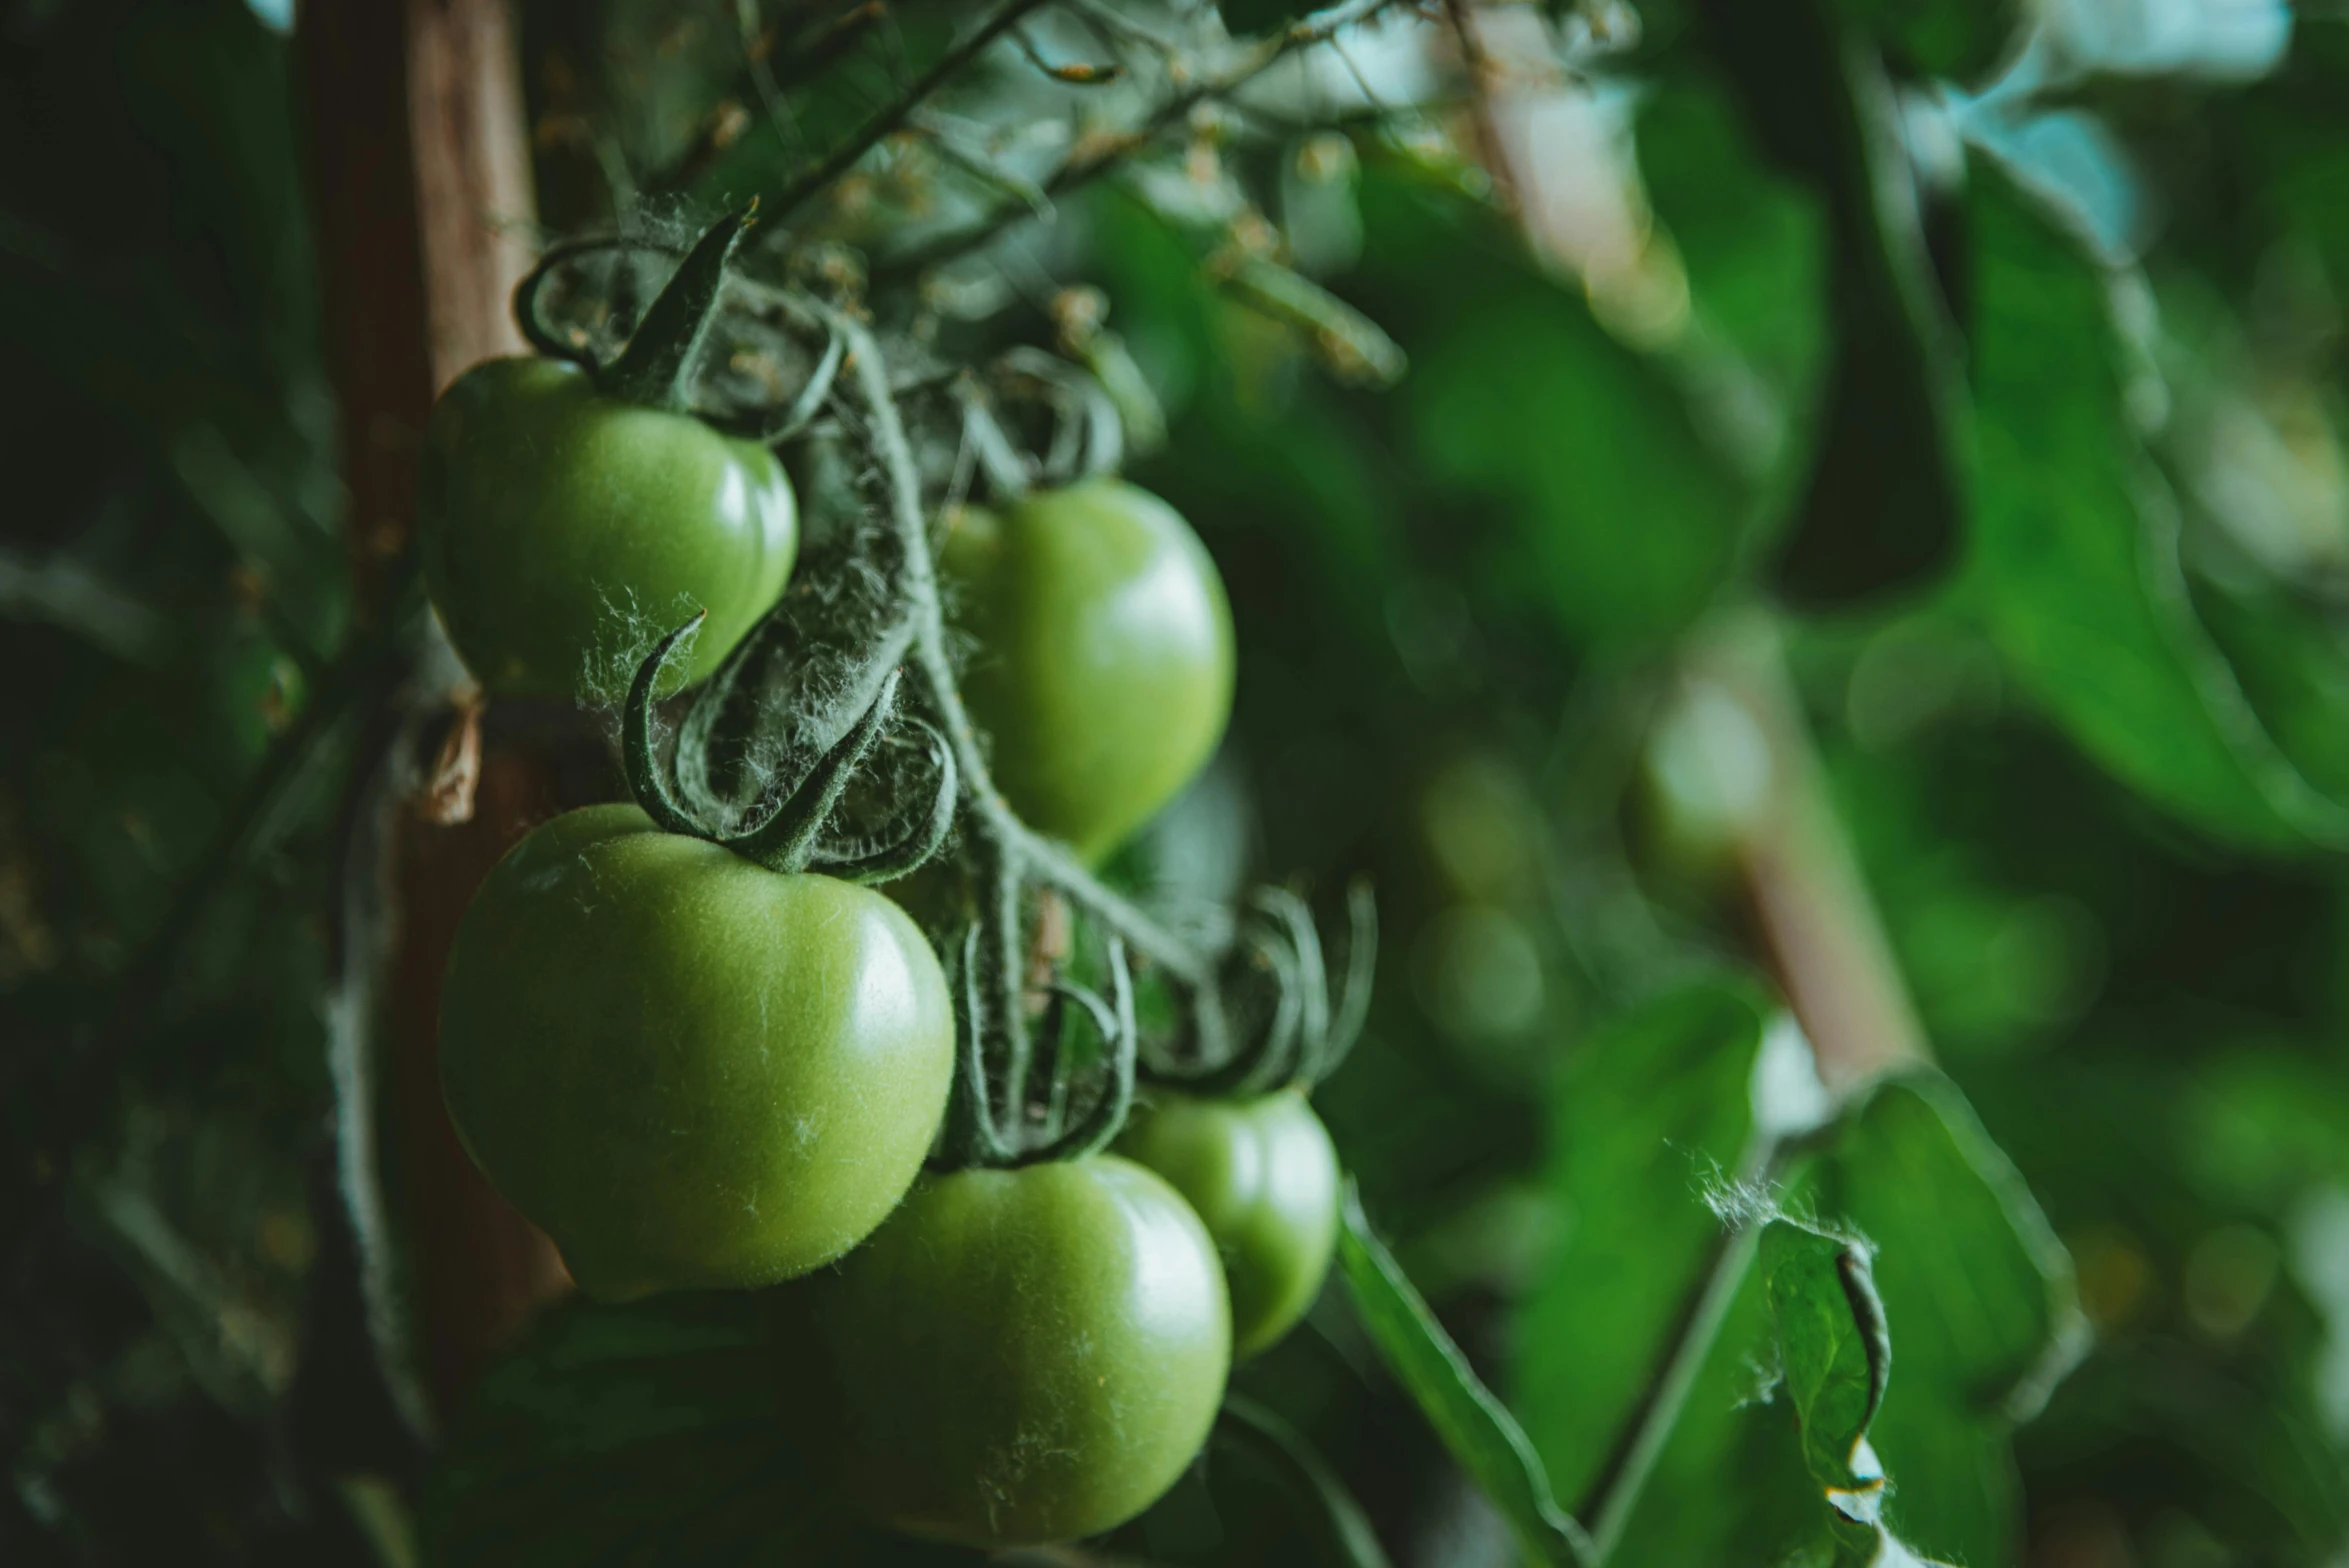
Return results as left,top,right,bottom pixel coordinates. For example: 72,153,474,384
1580,1201,1765,1562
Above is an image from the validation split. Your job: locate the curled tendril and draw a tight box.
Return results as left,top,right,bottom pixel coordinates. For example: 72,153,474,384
1143,881,1380,1097
1021,941,1136,1164
818,724,959,885
509,217,843,442
620,615,948,880
513,233,680,370
993,346,1124,485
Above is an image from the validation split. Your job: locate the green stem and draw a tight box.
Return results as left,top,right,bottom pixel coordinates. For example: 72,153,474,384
823,303,1208,988
1580,1140,1784,1562
602,209,750,410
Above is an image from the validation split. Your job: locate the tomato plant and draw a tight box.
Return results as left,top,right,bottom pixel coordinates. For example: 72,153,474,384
941,478,1234,862
437,801,953,1301
776,1155,1231,1549
1117,1088,1342,1358
38,0,2295,1557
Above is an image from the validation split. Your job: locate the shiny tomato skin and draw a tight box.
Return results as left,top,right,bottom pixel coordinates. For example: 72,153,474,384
419,356,798,698
1117,1089,1341,1357
781,1156,1231,1548
437,804,952,1302
942,479,1233,861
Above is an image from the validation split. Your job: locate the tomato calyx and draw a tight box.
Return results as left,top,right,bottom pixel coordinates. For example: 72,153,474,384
510,209,846,443
620,613,958,882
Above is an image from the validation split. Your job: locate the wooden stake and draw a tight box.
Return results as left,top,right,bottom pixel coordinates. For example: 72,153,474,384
300,0,571,1420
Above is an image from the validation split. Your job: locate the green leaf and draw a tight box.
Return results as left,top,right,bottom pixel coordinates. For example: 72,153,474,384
1962,154,2349,852
1760,1220,1889,1499
423,1292,975,1568
1337,1182,1591,1566
1517,982,1824,1564
1812,1077,2086,1566
1692,0,1965,606
1514,982,1775,1506
1382,183,1755,649
1758,1216,1956,1568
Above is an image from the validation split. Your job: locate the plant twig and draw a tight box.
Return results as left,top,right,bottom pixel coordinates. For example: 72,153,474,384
1576,1135,1785,1562
821,303,1208,988
768,0,1064,220
1578,1215,1758,1561
876,0,1415,281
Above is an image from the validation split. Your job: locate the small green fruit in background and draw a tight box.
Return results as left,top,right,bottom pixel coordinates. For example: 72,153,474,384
1119,1088,1341,1357
941,478,1234,861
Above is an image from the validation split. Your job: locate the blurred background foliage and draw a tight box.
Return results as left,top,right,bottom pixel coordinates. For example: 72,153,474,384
7,0,2349,1563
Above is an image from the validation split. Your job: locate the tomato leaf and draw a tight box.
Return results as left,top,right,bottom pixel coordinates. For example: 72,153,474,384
1336,1182,1592,1567
1761,1220,1889,1499
1811,1076,2087,1565
1963,153,2349,853
1693,0,1966,607
423,1292,976,1568
1514,981,1778,1510
1760,1216,1957,1568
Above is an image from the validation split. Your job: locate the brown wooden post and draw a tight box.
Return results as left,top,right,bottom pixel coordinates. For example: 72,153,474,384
299,0,572,1418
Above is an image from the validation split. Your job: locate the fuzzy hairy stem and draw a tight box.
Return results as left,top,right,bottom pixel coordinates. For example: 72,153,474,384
826,307,1208,984
822,303,1217,1154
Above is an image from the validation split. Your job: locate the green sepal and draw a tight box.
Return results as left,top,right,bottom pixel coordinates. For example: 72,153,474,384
603,208,752,412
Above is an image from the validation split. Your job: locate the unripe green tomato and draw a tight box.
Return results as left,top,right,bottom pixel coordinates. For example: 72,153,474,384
780,1156,1231,1548
941,479,1234,862
1116,1089,1341,1357
418,357,799,698
438,804,952,1302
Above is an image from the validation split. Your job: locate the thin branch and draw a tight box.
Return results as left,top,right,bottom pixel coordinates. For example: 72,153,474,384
1441,0,1516,210
655,1,887,193
1012,25,1125,83
911,109,1057,216
768,0,1064,220
1577,1137,1784,1563
1063,0,1182,56
1579,1221,1756,1561
875,0,1415,281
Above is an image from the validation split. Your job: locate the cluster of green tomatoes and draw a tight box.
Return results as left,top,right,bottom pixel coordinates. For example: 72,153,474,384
415,246,1353,1549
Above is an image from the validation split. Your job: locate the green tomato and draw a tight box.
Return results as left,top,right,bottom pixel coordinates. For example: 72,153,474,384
1116,1090,1341,1358
438,803,952,1302
419,356,798,698
780,1156,1231,1548
942,479,1234,861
